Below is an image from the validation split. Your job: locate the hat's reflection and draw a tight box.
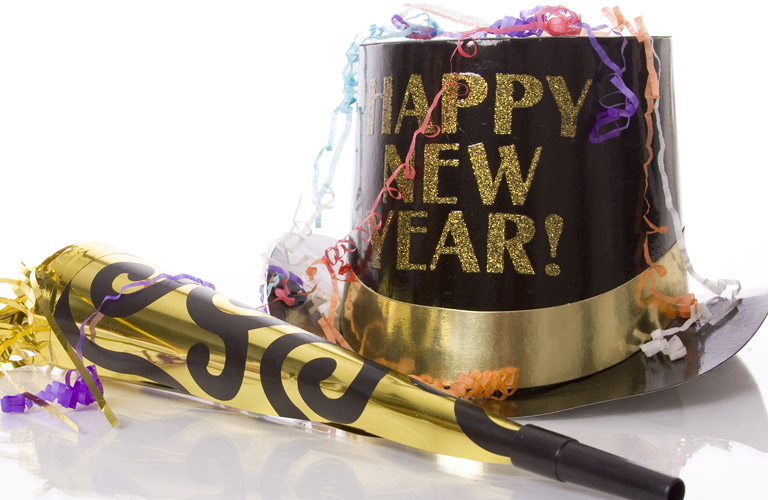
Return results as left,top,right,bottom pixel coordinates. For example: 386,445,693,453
1,353,764,499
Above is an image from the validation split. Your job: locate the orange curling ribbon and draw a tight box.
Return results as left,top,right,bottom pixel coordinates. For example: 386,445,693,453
306,255,352,351
603,9,697,321
412,367,520,402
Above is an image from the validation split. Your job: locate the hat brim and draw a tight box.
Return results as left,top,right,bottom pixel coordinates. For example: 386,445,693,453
267,235,767,417
476,292,768,417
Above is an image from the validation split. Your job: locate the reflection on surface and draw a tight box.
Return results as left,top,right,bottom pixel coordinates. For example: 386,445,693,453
0,354,766,499
517,356,768,476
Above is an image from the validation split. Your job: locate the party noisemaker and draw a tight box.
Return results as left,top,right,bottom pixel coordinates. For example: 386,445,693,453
0,242,687,499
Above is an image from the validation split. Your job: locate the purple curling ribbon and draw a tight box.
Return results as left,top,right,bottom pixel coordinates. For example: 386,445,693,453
390,13,443,39
1,274,214,415
580,23,641,143
77,273,215,360
1,365,103,414
391,14,409,31
262,265,308,311
489,6,547,37
1,394,30,413
267,265,303,287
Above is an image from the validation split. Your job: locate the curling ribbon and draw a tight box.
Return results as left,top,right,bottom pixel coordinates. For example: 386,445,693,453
1,270,214,424
1,269,102,428
307,6,628,231
78,272,215,360
637,38,741,359
1,365,103,413
310,15,432,228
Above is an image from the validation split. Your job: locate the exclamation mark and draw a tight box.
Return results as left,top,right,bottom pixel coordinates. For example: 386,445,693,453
545,214,563,276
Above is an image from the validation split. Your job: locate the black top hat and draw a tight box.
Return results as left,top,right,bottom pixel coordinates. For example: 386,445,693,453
320,35,767,416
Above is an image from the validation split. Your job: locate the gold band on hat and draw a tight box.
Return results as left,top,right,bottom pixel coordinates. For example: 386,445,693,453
341,244,687,389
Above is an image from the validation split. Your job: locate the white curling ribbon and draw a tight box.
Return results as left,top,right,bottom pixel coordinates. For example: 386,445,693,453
664,336,687,361
316,299,333,317
313,286,332,303
652,56,741,300
399,3,490,28
639,339,666,357
640,335,687,361
638,48,742,361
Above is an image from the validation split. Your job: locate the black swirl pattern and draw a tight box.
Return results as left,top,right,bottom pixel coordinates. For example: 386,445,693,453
184,285,284,401
54,284,188,393
454,399,515,459
90,262,188,317
261,333,390,423
58,258,391,424
90,261,287,401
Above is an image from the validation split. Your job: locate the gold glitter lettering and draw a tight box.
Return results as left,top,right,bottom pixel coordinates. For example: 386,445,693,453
544,213,564,276
487,213,535,274
545,76,592,138
371,211,395,269
395,74,431,134
430,211,480,272
441,73,488,134
494,74,543,135
468,143,543,205
396,210,428,271
383,144,413,204
424,143,459,204
367,77,393,135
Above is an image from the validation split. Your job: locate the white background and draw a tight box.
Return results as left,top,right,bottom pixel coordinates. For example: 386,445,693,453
1,2,767,499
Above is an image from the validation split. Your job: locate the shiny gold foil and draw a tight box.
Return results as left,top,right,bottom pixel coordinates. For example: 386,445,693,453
341,244,688,388
28,243,521,464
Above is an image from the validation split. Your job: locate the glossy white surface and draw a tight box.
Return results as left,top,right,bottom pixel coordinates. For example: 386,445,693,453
2,337,767,500
1,2,767,499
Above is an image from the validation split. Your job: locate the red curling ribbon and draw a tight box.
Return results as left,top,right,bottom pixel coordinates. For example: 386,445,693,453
455,37,479,59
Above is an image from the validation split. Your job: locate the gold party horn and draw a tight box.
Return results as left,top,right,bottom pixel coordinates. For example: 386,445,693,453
10,243,683,500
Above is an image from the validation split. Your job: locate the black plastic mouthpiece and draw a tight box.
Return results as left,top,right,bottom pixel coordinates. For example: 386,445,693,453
510,425,685,500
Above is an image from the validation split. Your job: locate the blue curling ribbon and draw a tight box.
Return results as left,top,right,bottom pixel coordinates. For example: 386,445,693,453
310,15,437,228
